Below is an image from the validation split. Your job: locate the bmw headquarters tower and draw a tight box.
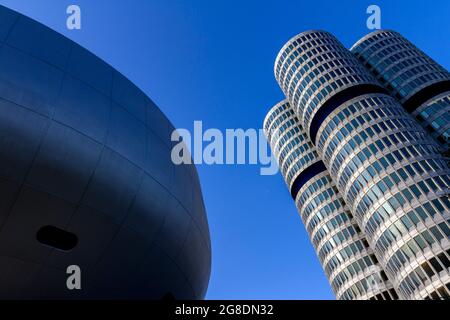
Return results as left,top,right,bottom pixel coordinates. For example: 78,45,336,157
264,30,450,300
0,5,211,299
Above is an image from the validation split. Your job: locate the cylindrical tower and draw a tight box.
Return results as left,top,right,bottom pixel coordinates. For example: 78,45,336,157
351,30,450,153
264,100,397,300
274,30,450,300
263,100,324,197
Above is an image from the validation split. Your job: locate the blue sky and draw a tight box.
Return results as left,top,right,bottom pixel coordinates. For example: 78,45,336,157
1,0,448,299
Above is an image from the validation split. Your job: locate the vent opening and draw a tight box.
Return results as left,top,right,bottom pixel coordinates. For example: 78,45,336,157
36,225,78,251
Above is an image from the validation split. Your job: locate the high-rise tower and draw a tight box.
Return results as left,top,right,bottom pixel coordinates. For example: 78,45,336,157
264,100,397,300
269,30,450,300
351,30,450,154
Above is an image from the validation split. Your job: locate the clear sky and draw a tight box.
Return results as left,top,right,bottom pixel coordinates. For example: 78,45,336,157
1,0,448,300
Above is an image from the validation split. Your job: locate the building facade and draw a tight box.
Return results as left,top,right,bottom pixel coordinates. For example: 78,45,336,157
264,100,397,300
351,30,450,154
268,30,450,300
0,5,211,299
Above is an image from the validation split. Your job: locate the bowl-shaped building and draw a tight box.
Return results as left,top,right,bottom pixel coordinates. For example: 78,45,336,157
0,4,211,299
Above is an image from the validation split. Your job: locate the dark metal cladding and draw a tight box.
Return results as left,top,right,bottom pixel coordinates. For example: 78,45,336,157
0,4,211,299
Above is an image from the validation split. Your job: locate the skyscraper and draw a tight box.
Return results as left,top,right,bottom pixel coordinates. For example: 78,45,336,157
267,30,450,300
264,100,397,300
351,30,450,155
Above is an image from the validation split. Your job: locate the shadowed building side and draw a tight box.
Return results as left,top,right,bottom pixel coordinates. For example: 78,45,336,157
0,4,211,299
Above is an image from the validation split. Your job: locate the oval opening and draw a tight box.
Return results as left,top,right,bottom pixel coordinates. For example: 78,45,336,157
36,226,78,251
